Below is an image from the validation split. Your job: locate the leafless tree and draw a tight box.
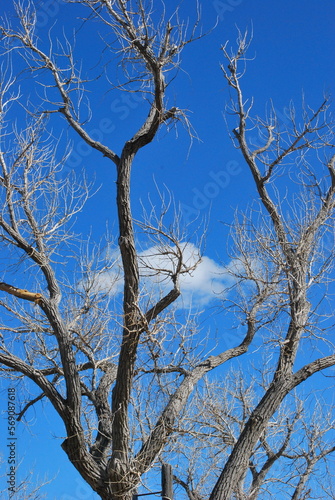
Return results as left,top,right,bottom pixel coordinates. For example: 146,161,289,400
170,372,335,500
0,3,334,500
206,30,335,500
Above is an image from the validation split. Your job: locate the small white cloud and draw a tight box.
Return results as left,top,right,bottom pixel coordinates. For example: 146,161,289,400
91,243,230,309
137,242,231,308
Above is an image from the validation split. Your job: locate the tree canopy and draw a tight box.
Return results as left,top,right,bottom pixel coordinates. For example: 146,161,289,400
0,1,335,499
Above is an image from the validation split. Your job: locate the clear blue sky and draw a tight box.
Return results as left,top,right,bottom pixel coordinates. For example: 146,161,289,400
0,0,335,498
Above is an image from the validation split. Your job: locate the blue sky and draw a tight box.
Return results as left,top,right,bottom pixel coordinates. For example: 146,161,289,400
0,0,335,498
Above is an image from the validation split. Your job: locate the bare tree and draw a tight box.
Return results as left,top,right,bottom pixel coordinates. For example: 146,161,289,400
0,3,334,500
171,372,335,500
207,30,335,500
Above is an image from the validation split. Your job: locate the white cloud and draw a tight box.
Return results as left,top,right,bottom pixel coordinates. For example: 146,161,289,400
177,253,230,308
92,243,231,309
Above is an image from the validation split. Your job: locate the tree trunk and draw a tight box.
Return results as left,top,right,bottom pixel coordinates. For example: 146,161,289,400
210,374,293,500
